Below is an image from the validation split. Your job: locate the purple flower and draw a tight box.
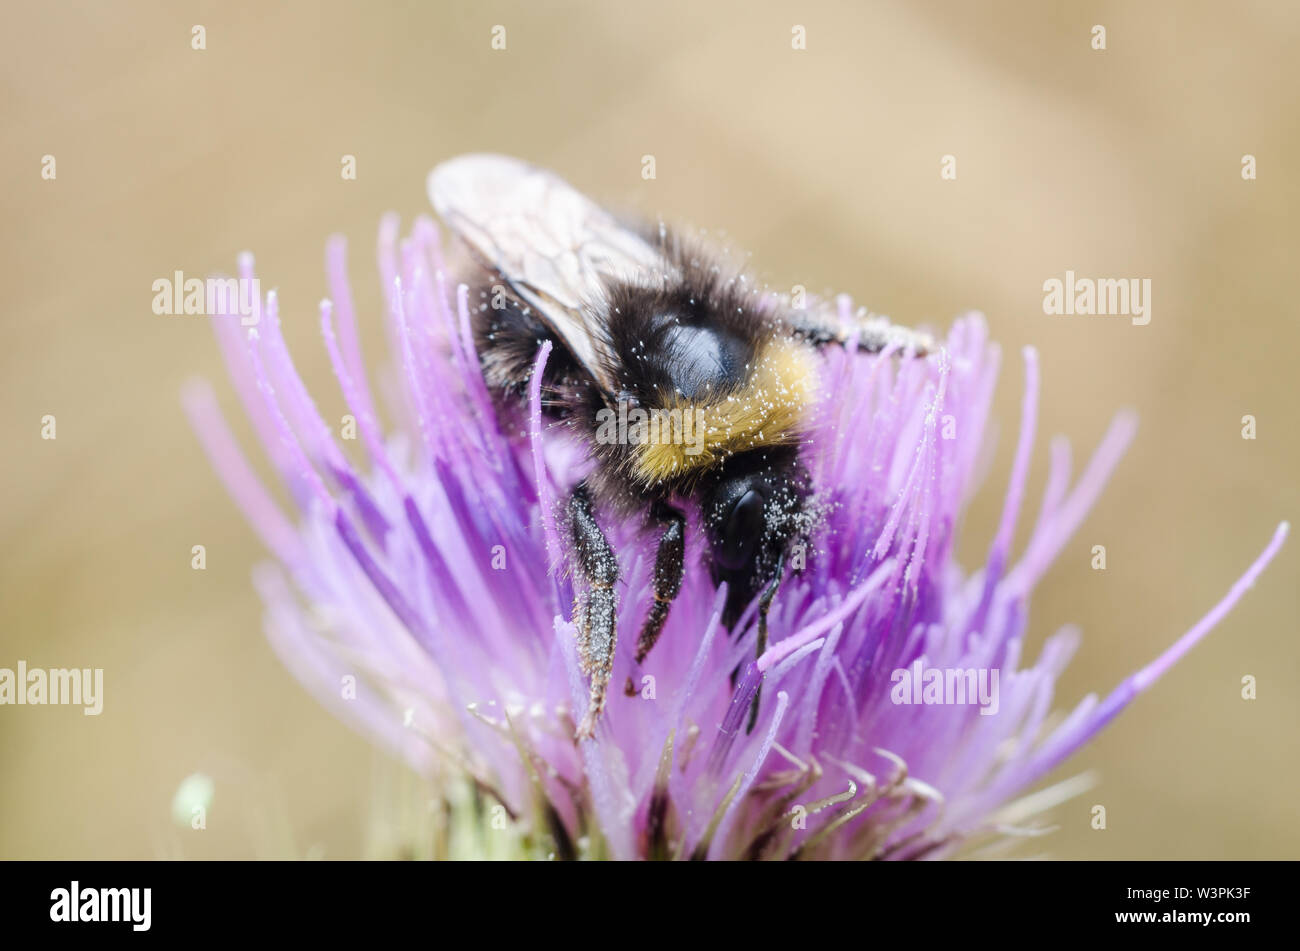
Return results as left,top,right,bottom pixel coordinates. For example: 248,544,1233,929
184,212,1287,860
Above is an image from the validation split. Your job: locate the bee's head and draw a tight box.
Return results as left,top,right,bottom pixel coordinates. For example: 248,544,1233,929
701,448,812,630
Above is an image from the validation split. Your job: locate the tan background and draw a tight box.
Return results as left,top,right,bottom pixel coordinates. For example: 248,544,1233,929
1,1,1296,859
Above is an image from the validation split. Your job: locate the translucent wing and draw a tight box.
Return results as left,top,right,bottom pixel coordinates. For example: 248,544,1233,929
429,154,669,394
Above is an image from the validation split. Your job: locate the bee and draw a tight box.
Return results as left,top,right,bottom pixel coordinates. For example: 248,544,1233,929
429,154,933,738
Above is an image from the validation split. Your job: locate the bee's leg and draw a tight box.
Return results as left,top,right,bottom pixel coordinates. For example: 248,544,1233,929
566,482,619,739
789,311,934,357
624,502,686,696
746,552,786,735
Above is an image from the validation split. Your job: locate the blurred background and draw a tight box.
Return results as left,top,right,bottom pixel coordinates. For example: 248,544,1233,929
2,0,1297,859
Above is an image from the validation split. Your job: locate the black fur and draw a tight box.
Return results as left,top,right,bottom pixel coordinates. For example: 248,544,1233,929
468,283,586,403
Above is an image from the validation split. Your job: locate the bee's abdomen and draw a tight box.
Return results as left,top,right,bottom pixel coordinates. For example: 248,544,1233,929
470,292,583,410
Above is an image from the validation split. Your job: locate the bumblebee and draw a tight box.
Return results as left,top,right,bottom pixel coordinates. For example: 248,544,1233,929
429,154,933,737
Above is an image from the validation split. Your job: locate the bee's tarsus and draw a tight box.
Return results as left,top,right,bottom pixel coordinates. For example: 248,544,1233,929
567,482,619,738
633,504,686,665
746,552,786,735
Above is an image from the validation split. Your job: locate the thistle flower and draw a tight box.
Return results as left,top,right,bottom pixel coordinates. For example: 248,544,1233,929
183,213,1286,860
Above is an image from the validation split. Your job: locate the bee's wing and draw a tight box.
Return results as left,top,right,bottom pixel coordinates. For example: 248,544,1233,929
430,154,668,394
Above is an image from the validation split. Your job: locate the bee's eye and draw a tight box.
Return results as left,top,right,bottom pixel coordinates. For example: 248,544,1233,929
716,489,764,572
